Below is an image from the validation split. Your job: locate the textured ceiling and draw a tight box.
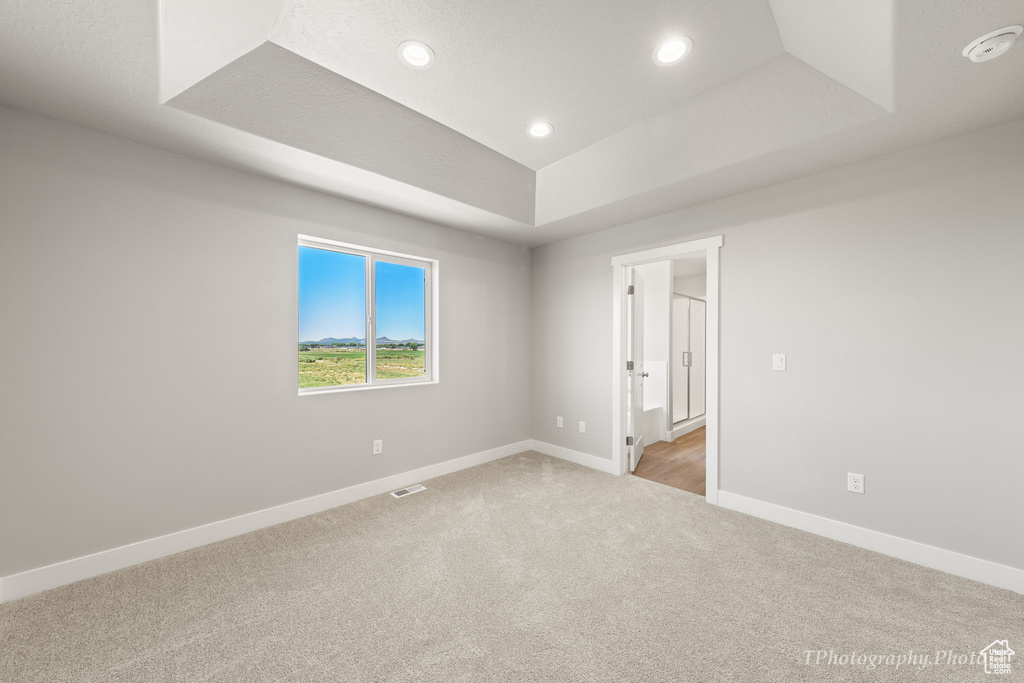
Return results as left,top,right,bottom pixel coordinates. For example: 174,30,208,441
769,0,895,111
271,0,785,170
159,0,281,102
533,0,1024,242
0,0,1022,246
169,42,537,225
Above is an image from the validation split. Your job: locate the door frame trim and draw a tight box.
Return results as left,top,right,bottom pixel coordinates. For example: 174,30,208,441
610,235,723,503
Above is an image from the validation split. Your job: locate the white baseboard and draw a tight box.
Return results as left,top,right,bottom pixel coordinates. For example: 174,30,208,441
668,416,705,441
529,440,619,475
0,440,532,604
14,445,1014,603
718,491,1024,595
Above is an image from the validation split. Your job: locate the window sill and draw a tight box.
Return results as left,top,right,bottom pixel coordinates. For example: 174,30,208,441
298,379,438,397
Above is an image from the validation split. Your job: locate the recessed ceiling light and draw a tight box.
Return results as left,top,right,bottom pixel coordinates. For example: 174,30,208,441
398,40,434,69
963,26,1022,63
529,122,553,138
653,36,692,66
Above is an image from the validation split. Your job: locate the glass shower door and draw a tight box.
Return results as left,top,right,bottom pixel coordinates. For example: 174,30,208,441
672,295,707,423
689,299,706,419
672,296,690,423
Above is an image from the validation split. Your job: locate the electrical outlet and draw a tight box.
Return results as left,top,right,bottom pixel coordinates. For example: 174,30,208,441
578,421,586,434
847,472,864,494
373,439,383,455
556,416,563,428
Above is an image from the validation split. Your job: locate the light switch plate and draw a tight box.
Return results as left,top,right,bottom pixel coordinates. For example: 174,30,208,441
772,353,787,371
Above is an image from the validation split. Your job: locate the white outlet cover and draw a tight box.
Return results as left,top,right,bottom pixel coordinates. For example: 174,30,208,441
556,416,563,428
578,421,586,433
847,472,865,494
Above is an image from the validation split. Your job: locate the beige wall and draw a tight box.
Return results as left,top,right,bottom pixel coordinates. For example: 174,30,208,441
531,120,1024,571
0,107,532,576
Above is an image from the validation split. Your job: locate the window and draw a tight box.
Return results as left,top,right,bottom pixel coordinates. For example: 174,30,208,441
298,236,434,393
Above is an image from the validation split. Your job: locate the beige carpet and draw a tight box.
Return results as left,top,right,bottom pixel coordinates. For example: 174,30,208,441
1,451,1021,682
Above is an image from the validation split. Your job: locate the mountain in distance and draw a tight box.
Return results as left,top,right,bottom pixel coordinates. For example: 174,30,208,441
300,336,425,345
309,337,363,344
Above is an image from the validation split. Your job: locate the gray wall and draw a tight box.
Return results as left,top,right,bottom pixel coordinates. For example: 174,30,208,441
0,107,532,576
673,274,707,299
3,103,1023,580
532,120,1024,571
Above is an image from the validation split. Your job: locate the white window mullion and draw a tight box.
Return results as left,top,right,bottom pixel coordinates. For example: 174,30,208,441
298,234,436,395
367,255,376,385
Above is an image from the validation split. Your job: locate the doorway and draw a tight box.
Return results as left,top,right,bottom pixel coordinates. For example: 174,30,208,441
611,236,722,504
625,254,708,495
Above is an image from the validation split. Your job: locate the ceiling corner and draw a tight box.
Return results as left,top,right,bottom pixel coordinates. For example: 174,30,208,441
769,0,895,112
158,0,285,103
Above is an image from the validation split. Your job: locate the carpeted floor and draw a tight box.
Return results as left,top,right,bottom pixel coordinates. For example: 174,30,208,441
1,451,1021,682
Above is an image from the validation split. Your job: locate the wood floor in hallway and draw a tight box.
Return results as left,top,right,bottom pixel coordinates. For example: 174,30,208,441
632,426,706,495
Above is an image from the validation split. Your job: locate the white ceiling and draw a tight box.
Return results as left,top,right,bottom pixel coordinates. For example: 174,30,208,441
271,0,785,170
0,1,1022,246
769,0,895,111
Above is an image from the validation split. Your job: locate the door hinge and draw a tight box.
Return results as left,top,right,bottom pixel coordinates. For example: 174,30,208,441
627,285,635,294
626,360,634,371
626,436,634,446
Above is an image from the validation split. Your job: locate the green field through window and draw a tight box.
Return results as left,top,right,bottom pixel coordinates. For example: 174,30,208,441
298,244,428,390
374,261,426,380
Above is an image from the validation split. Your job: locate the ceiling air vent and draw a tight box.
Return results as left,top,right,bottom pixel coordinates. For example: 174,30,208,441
963,26,1022,63
391,484,426,498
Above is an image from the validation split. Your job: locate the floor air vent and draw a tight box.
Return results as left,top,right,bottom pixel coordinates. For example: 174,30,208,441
391,484,426,498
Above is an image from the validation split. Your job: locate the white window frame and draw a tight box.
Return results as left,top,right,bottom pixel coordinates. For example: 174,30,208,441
298,235,438,395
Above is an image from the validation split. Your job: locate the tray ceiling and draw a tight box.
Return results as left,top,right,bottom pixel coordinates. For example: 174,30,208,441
1,0,1022,245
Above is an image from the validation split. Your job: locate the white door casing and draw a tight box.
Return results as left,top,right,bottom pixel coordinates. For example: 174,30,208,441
610,235,722,503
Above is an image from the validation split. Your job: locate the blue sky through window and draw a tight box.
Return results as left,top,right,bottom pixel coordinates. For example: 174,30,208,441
298,247,365,342
299,247,425,343
375,261,425,342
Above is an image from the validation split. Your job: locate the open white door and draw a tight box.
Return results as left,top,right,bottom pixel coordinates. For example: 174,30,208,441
626,268,646,471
